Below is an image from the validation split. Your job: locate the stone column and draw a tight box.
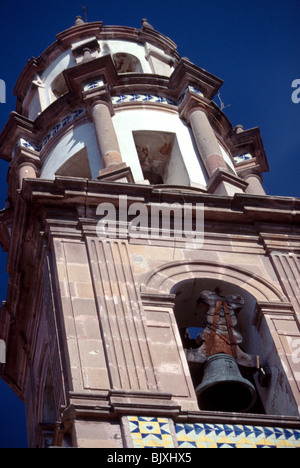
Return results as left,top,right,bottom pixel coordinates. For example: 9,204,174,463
91,100,122,168
179,93,229,177
14,145,40,189
18,162,37,188
189,108,228,177
84,88,123,169
244,173,266,195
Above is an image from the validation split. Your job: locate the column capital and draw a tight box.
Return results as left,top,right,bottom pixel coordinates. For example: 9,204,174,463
13,144,40,165
178,91,211,124
83,85,115,117
7,145,40,192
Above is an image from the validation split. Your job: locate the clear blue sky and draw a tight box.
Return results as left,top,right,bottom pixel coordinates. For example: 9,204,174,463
0,0,299,448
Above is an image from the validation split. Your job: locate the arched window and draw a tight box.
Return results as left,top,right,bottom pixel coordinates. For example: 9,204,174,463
113,53,143,73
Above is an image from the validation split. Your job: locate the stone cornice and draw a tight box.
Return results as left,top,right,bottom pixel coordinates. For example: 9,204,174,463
17,177,300,229
0,112,38,161
253,301,296,331
56,21,104,49
64,54,118,101
1,57,227,164
13,22,179,104
259,232,300,253
230,126,269,173
169,58,223,100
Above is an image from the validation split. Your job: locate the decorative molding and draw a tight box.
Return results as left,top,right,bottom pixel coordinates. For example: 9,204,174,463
260,233,300,254
253,301,296,331
268,252,300,322
234,152,253,164
13,108,86,155
86,238,159,392
111,85,203,107
175,422,300,448
125,416,300,448
141,259,286,302
111,94,178,106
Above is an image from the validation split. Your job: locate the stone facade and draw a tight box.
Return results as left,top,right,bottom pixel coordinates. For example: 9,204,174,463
0,18,299,448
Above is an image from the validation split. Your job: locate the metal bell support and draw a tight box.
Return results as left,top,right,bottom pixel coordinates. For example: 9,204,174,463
186,290,260,413
195,353,257,413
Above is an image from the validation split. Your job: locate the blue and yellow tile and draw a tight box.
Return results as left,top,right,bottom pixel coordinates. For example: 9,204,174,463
127,417,299,448
128,416,174,448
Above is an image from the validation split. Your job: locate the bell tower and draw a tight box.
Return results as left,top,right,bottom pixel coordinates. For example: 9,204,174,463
0,17,299,448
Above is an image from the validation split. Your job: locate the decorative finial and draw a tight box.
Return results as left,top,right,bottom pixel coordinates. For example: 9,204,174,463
235,124,244,134
75,16,85,26
142,18,154,30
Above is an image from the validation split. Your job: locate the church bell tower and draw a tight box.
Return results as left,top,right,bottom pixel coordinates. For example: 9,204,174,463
0,17,299,448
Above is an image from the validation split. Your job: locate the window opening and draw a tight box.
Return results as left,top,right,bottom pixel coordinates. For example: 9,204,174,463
173,279,267,414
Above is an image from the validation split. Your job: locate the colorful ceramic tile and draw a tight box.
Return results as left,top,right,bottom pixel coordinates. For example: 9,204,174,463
127,416,174,448
127,417,300,449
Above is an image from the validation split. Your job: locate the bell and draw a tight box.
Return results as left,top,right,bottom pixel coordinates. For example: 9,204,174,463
196,353,257,413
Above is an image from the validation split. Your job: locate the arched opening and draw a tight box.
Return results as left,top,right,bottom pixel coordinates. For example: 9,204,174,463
171,278,265,414
55,148,92,179
113,53,143,73
141,260,298,416
133,130,189,186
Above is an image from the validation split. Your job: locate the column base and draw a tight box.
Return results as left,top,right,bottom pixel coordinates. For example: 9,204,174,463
97,163,134,183
206,168,248,196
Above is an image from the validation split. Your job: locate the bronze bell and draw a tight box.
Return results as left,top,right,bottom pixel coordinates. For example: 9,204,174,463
195,353,257,413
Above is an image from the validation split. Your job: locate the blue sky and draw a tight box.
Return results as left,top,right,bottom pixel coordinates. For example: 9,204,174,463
0,0,299,448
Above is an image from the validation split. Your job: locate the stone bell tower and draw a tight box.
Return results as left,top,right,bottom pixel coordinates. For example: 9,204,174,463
0,17,299,448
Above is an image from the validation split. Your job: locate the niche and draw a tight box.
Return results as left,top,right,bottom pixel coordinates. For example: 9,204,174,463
133,130,189,186
113,53,143,73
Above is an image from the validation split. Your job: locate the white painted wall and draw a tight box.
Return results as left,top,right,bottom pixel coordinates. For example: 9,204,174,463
26,50,75,121
25,36,176,121
42,50,75,106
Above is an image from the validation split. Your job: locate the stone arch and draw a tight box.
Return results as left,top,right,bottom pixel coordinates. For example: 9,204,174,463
140,260,300,416
141,259,286,303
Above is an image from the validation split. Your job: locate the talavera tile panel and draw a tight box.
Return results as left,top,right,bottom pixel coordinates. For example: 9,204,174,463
128,416,174,448
175,423,300,448
127,417,300,448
